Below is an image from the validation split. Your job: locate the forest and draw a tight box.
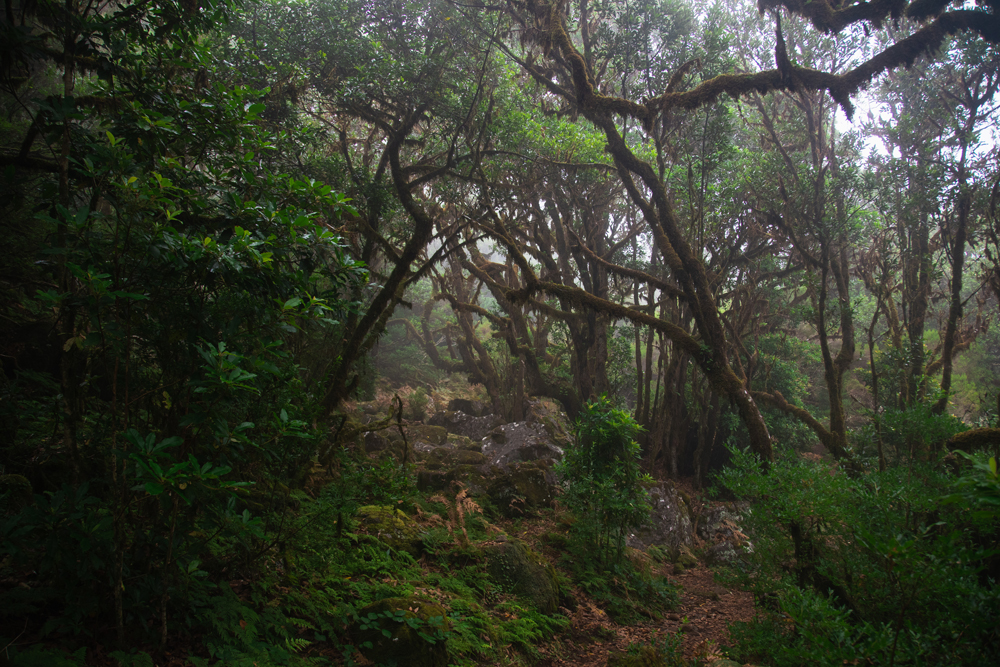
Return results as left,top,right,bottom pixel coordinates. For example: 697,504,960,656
1,0,999,665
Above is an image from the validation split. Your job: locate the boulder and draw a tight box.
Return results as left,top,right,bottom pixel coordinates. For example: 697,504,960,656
523,397,573,448
697,503,751,566
421,446,487,470
352,596,450,667
446,398,491,417
427,410,501,441
696,504,747,543
415,404,571,512
407,424,449,453
354,505,422,556
626,480,694,554
417,464,490,494
676,545,699,568
485,539,559,614
703,542,741,567
481,422,564,468
486,461,557,515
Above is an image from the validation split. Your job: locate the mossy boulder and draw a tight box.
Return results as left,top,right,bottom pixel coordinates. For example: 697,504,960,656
408,424,449,449
606,645,667,666
626,480,693,554
485,539,559,614
447,433,481,451
676,545,699,568
428,409,500,441
355,505,422,556
424,446,486,468
447,398,491,417
352,596,451,667
486,461,556,515
946,427,1000,453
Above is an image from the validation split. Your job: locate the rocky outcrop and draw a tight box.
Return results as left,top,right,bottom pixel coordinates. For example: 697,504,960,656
446,398,491,417
626,480,694,555
414,398,571,514
697,504,751,566
427,410,500,441
481,422,565,469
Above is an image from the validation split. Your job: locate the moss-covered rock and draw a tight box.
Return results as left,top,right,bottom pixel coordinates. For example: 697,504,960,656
676,545,698,568
485,539,559,614
946,427,1000,453
425,446,485,467
416,464,490,494
407,424,449,448
447,433,481,451
606,645,667,666
486,461,556,515
352,596,451,667
355,505,422,556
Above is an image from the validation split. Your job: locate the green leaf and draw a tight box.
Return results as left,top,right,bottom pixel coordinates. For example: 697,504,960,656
145,482,165,495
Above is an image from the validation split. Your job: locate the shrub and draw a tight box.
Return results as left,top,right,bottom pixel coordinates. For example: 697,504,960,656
556,397,652,564
717,448,1000,666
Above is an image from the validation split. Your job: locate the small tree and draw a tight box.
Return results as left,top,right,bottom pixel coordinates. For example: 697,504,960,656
557,398,652,564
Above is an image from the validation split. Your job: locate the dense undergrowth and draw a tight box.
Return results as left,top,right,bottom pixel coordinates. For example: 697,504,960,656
3,403,999,666
0,397,684,667
716,443,1000,667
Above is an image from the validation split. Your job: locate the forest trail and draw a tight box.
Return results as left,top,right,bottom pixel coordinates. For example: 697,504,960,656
531,562,756,666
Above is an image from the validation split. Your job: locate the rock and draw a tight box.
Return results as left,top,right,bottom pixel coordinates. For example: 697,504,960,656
485,539,559,614
626,480,694,553
606,645,667,666
486,461,557,515
697,503,752,566
407,424,449,452
422,446,487,469
354,505,422,556
696,504,747,543
352,596,450,667
446,433,481,451
428,410,500,441
677,545,698,568
416,464,490,494
482,422,564,468
523,397,573,448
446,398,491,417
703,542,741,567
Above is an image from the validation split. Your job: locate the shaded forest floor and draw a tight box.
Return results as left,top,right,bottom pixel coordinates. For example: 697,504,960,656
532,559,756,667
502,478,757,667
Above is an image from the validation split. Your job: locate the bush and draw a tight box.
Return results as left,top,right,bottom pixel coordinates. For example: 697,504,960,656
717,448,1000,666
556,397,652,565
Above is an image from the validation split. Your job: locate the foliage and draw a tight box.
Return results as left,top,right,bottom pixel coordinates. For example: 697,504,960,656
717,448,1000,666
558,398,653,564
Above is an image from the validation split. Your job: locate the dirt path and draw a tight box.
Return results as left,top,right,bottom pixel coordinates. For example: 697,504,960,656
535,563,756,667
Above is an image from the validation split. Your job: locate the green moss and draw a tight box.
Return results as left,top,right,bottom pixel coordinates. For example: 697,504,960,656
355,505,422,555
486,539,560,614
352,596,451,667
